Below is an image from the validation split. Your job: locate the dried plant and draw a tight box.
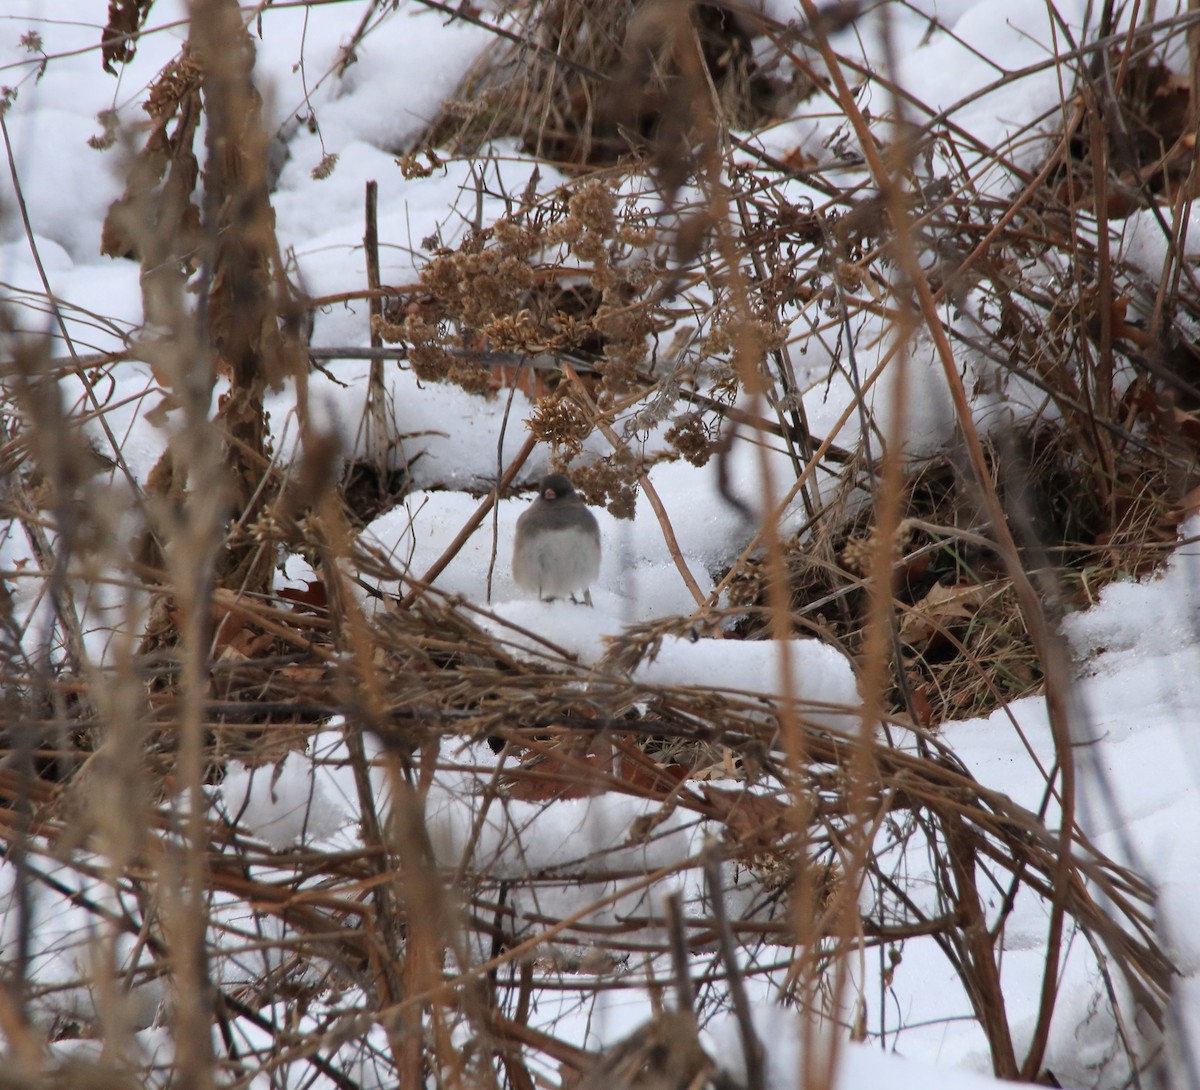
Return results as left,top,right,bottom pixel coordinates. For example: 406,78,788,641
3,0,1200,1088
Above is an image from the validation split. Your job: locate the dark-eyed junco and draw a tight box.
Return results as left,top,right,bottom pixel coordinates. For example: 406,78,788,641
512,474,601,605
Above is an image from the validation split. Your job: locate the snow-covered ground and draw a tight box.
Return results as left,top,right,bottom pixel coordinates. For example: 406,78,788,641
3,1,1200,1088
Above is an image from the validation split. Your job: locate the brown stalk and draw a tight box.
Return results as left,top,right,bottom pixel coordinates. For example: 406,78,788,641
6,0,1194,1083
945,809,1019,1072
357,178,394,473
796,0,1092,1076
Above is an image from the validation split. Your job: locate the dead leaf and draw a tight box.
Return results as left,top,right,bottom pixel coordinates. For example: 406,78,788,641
900,582,990,646
101,0,154,74
278,579,329,614
701,785,791,857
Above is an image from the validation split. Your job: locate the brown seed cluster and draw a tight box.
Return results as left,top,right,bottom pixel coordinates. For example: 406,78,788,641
526,396,592,457
663,412,714,466
572,451,640,519
370,170,790,509
378,180,670,413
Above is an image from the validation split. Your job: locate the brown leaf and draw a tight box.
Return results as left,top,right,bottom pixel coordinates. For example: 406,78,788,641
900,582,990,646
700,785,790,857
100,56,202,263
494,364,551,400
907,679,935,728
101,0,154,74
278,580,329,614
1171,482,1200,524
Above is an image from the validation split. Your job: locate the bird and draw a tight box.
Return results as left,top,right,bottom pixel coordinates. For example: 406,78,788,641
512,473,601,605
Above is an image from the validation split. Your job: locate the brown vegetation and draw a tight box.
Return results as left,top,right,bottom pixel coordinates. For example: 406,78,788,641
2,0,1199,1087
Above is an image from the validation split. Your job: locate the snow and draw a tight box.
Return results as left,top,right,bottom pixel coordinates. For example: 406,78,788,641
220,751,350,851
636,636,860,732
1120,204,1200,281
708,1005,1023,1090
4,1,1200,1089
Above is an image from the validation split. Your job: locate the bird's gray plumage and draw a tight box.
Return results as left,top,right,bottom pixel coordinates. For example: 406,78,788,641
512,474,601,604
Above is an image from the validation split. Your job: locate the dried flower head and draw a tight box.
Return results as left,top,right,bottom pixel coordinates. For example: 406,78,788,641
573,453,639,519
527,396,592,457
664,412,715,466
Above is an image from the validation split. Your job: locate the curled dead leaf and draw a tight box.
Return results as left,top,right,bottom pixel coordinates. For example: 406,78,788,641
899,582,992,646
